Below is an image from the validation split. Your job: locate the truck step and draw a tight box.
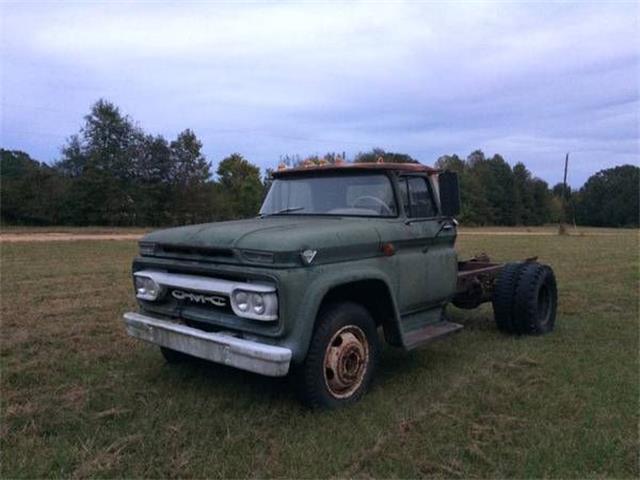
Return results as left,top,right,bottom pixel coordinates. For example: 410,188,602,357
403,321,463,350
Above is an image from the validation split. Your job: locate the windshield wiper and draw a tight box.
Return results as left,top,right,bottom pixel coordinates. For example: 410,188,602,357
261,206,305,217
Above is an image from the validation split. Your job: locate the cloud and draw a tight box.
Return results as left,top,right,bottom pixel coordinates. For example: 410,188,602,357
1,0,638,186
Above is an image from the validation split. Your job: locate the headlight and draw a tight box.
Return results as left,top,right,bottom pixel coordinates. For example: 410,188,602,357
231,289,277,321
234,291,250,312
252,293,265,315
134,274,164,301
139,242,156,256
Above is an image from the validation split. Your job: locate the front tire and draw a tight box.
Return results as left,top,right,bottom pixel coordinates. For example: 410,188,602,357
297,302,380,409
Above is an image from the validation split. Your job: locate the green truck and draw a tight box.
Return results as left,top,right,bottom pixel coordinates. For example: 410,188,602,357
124,162,557,408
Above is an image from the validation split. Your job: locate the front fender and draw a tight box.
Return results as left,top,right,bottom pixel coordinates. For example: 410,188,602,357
281,263,400,363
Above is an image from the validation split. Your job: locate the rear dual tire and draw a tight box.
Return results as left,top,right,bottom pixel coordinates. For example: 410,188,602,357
492,262,557,335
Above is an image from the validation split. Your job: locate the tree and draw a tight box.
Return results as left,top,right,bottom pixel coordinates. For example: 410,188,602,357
435,154,465,173
5,99,280,226
1,149,68,225
263,167,276,193
461,150,511,225
354,148,417,164
513,163,535,225
575,165,639,227
435,154,483,225
133,135,173,226
55,99,141,225
434,153,552,226
551,182,573,225
530,179,552,225
56,135,84,178
462,150,496,225
485,154,517,225
169,129,213,224
170,129,211,186
466,149,486,166
217,153,264,218
552,182,572,200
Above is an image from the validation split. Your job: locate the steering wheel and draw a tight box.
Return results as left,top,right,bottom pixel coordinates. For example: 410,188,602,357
351,195,393,215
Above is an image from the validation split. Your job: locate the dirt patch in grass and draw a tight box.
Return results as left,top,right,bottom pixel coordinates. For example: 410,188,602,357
0,233,144,242
2,226,635,242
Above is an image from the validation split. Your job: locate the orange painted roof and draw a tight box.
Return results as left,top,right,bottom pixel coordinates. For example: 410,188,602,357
273,162,439,177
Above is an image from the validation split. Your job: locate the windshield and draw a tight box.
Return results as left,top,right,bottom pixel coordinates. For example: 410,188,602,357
260,173,397,217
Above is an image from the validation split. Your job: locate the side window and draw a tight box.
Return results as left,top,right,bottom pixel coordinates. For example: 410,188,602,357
405,177,438,218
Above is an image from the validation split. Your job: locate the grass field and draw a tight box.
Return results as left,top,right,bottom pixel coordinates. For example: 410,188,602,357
1,228,638,478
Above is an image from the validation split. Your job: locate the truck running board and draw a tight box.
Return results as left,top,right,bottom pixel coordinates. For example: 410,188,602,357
403,321,463,350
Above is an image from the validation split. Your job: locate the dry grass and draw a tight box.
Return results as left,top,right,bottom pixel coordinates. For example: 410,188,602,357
1,228,638,478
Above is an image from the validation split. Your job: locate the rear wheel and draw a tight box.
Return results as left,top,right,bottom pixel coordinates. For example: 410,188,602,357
492,262,525,333
513,263,558,334
297,302,380,409
492,262,558,335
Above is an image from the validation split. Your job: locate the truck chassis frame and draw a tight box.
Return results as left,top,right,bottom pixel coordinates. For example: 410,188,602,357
453,254,538,310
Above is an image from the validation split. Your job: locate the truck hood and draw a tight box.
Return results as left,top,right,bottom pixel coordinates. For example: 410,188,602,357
142,216,383,263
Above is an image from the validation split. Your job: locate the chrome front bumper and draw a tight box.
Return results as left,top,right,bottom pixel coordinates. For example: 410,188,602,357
123,312,291,376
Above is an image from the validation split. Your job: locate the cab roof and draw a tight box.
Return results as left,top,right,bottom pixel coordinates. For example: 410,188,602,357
272,162,439,178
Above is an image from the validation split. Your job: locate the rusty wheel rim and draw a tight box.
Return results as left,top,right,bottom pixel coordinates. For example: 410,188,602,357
323,325,369,399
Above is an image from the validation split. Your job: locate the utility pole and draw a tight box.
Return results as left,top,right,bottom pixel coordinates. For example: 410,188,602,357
563,153,569,206
559,153,569,234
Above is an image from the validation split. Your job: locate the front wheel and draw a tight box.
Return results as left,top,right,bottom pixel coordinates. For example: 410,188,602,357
297,302,380,409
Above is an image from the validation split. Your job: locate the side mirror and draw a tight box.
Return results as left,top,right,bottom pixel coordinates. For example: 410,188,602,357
439,171,460,217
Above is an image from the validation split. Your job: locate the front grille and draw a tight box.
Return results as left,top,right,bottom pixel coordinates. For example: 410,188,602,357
132,261,281,336
168,287,233,315
158,244,234,258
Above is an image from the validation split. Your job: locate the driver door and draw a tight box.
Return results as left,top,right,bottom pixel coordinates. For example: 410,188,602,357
395,175,457,314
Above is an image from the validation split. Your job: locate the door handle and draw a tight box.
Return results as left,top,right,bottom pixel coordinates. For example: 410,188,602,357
442,223,453,231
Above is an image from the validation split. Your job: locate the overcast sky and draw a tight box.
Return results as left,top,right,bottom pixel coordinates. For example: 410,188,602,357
1,1,638,187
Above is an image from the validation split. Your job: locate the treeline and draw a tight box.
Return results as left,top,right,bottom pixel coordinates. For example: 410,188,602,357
1,100,264,226
1,100,638,228
435,153,639,227
435,152,555,226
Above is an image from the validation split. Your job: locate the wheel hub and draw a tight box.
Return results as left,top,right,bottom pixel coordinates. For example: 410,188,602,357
324,326,369,398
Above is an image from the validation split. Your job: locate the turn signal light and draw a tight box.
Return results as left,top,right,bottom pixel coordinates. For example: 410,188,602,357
382,243,395,256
